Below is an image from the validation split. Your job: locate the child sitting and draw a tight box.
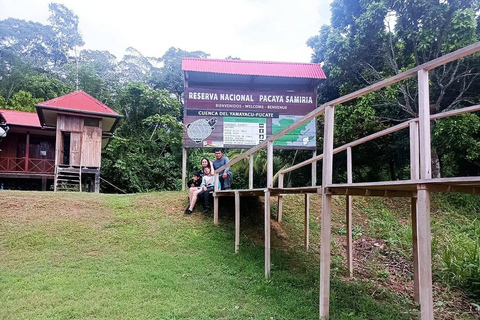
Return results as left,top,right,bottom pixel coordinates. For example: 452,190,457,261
185,167,215,214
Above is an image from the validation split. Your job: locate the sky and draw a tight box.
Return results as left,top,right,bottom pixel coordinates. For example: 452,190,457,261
0,0,332,63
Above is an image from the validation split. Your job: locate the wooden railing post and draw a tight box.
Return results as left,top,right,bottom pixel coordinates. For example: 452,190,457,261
346,146,353,277
25,132,30,172
267,141,273,188
249,154,254,189
410,121,420,180
182,147,187,191
304,193,310,249
264,189,271,278
320,105,335,318
416,69,434,320
409,120,420,302
214,173,219,226
235,191,240,253
277,173,284,222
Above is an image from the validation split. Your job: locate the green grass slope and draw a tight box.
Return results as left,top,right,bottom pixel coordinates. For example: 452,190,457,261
0,191,478,319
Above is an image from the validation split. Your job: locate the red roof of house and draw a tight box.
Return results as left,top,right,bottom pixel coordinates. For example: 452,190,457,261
37,91,119,116
182,58,326,79
0,109,41,128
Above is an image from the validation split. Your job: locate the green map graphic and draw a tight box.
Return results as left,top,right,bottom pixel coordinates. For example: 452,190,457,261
272,116,315,147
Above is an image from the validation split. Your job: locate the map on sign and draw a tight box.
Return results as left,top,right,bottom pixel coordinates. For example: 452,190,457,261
272,115,316,147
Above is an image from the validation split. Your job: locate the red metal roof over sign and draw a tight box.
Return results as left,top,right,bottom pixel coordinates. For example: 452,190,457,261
37,91,119,116
0,109,41,128
182,58,326,79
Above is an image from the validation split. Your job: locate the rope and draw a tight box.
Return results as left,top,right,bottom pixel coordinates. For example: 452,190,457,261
100,177,128,194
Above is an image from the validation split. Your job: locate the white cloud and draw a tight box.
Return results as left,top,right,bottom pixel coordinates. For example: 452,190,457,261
0,0,331,62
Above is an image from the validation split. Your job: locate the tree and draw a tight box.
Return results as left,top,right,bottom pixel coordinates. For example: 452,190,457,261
101,83,183,192
308,0,480,179
118,47,160,84
150,47,209,100
4,90,42,112
0,18,57,70
48,3,84,67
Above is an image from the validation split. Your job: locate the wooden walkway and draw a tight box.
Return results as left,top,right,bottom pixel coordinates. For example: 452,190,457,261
213,176,480,276
206,42,480,320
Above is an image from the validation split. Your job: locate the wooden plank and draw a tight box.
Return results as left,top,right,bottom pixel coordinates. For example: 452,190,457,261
214,194,219,226
235,191,240,253
249,154,254,189
94,172,100,193
70,132,82,166
416,189,434,320
346,146,353,277
418,69,432,180
320,106,334,318
327,187,415,198
421,41,480,71
41,177,47,191
182,147,187,191
214,174,220,192
25,132,30,172
267,141,273,188
411,197,419,302
430,104,480,120
271,186,320,194
426,184,480,194
312,150,317,186
277,195,284,222
55,125,62,167
346,195,353,277
81,126,102,167
0,172,54,179
264,190,271,279
410,121,420,180
304,194,310,249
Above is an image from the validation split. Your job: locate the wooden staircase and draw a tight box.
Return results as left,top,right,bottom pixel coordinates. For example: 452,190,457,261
55,165,82,192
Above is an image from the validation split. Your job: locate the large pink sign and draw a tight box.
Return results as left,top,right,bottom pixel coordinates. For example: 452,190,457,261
183,88,317,149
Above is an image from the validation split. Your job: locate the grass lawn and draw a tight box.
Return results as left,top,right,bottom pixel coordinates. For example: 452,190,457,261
1,191,417,319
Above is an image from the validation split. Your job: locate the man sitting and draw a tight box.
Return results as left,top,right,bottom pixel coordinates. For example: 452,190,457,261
212,148,233,190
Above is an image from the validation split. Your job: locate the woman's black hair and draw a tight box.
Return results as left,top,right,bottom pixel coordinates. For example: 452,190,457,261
201,157,211,167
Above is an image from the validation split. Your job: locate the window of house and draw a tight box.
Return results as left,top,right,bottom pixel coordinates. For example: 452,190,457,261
84,118,100,127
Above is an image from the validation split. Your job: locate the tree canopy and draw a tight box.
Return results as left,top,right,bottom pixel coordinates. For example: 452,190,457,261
308,0,480,180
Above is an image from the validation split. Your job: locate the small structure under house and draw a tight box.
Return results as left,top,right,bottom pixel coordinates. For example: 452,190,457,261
0,91,121,191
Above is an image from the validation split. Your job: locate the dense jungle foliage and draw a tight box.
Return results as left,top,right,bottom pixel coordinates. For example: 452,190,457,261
1,1,480,192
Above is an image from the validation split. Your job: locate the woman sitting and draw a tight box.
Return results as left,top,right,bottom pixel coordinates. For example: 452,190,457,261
185,166,215,214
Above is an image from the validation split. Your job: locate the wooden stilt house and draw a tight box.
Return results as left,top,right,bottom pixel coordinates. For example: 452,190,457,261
0,91,121,192
35,91,121,192
0,110,56,190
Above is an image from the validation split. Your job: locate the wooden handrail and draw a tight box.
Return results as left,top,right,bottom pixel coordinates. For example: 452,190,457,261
279,104,480,175
0,157,55,173
213,42,480,186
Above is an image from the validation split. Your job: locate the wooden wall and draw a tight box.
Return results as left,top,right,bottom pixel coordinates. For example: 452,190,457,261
81,125,102,167
0,133,20,158
29,136,55,159
56,114,102,168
